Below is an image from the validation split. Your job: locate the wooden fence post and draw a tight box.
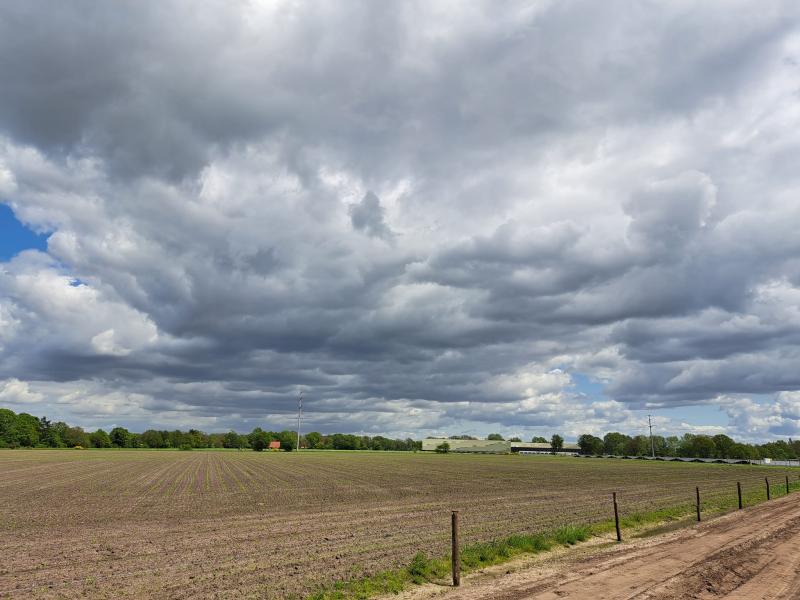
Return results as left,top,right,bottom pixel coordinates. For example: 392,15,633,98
737,481,742,510
766,477,770,501
786,475,790,495
695,487,701,522
613,492,621,542
451,511,460,587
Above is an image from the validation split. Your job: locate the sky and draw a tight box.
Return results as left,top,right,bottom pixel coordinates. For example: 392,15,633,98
1,1,800,442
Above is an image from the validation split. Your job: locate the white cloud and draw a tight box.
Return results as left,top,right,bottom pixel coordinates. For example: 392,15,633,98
0,378,43,405
0,1,799,438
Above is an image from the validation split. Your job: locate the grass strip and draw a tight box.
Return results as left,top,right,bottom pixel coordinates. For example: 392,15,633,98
305,524,587,600
304,480,800,600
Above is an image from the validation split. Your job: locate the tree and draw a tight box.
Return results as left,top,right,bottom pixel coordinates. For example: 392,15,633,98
38,417,65,447
531,436,547,443
166,430,186,448
729,443,757,460
14,413,40,447
651,435,669,456
712,434,736,459
758,440,794,460
63,426,90,448
664,435,681,456
678,434,717,458
330,433,361,450
304,431,322,449
435,441,450,453
487,433,504,441
141,430,166,448
0,408,17,446
187,429,210,448
577,434,603,455
624,435,650,456
223,430,241,449
603,432,630,456
550,434,564,454
90,429,111,448
251,435,269,452
110,426,132,448
208,433,226,448
276,430,296,452
248,428,269,451
508,436,522,442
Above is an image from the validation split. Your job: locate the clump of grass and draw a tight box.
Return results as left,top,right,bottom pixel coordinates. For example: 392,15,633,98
407,551,448,584
506,533,551,553
460,540,510,569
306,570,408,600
553,524,589,546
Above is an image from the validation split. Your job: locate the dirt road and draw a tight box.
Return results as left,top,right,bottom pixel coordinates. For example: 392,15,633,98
393,491,800,600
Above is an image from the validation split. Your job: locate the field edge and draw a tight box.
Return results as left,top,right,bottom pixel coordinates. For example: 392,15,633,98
306,478,800,600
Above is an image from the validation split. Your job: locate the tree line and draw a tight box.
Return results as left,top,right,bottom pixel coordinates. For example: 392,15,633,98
441,431,800,460
576,432,800,460
0,408,422,452
4,406,795,459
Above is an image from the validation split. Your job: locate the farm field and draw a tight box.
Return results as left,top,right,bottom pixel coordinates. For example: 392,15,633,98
0,450,796,599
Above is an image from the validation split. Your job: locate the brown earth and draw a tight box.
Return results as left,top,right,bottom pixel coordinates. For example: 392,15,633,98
1,450,797,599
392,489,800,600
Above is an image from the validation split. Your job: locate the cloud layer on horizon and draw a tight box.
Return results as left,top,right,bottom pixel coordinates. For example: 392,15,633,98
1,1,800,440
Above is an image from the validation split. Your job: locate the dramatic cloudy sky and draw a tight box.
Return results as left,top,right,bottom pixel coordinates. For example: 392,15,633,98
1,1,800,441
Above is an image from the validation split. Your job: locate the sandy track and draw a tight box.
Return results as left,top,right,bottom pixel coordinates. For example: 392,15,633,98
397,492,800,600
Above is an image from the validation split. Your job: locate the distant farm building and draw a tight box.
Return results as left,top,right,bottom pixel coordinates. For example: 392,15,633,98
512,442,580,455
421,438,580,454
269,441,281,450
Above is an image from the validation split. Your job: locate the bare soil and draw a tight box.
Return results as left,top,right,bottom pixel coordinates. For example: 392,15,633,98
391,490,800,600
1,450,796,599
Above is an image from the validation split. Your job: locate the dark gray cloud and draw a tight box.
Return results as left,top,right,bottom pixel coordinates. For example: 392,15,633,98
1,1,800,441
350,191,394,240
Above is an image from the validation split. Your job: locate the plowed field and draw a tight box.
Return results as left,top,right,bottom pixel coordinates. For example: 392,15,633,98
0,450,795,599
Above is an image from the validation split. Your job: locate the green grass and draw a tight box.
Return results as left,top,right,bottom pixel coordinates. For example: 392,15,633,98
306,570,409,600
306,524,590,599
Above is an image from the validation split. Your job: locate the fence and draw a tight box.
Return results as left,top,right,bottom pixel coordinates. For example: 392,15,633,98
444,471,800,587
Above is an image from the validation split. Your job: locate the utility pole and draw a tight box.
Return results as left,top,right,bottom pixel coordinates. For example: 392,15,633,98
648,414,655,458
296,390,303,452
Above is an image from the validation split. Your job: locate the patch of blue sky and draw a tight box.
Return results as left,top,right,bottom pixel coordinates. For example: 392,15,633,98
570,372,606,400
0,204,49,260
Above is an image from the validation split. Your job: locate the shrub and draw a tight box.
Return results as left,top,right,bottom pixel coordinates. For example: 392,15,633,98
435,442,450,454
